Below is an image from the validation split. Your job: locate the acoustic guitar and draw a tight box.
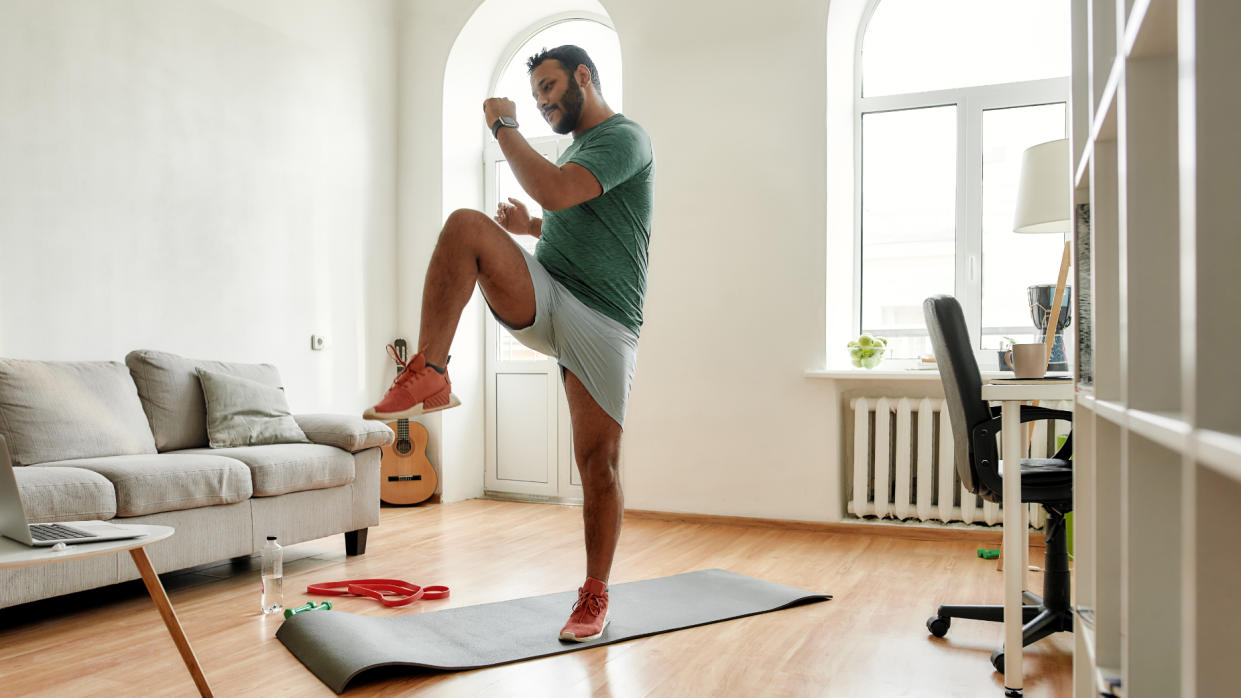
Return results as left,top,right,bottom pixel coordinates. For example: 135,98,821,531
379,340,438,505
380,417,438,505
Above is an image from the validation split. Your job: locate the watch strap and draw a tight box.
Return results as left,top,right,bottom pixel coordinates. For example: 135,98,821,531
491,117,516,138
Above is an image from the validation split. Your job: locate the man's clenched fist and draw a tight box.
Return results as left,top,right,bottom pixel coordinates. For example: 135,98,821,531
483,97,517,128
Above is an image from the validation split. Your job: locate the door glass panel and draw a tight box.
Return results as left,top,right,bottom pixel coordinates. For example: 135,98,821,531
860,105,957,359
495,158,550,362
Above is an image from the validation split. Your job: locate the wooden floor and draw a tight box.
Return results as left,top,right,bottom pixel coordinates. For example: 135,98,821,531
0,500,1071,697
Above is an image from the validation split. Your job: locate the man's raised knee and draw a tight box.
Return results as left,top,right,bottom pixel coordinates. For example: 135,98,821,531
440,208,493,245
445,208,490,228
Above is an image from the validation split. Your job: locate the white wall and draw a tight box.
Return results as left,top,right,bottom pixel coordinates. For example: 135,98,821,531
608,0,840,521
396,0,851,521
0,0,397,414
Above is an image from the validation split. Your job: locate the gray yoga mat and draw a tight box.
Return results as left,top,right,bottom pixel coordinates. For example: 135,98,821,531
276,568,830,693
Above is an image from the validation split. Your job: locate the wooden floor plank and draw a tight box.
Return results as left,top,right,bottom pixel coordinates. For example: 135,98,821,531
0,499,1071,696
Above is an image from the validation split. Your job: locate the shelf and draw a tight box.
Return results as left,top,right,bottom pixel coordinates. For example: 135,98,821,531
1090,397,1128,426
1126,0,1177,58
1196,429,1241,482
1074,1,1241,694
1076,612,1125,695
1128,408,1191,453
1098,665,1125,698
1075,400,1194,454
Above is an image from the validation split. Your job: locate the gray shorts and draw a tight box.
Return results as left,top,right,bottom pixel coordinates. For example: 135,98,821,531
493,247,639,428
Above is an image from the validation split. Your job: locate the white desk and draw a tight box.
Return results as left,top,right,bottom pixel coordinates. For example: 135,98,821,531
980,380,1074,696
0,524,213,697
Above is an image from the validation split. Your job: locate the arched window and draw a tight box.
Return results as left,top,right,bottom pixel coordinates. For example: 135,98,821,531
855,0,1070,360
483,16,621,362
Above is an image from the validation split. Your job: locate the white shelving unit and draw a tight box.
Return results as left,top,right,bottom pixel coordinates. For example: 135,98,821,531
1072,1,1241,697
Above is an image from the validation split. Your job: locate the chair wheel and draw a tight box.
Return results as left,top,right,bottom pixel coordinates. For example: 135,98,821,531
926,615,950,637
991,648,1005,673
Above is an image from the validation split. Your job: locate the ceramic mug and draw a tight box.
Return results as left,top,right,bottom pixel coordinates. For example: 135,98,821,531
1006,343,1048,379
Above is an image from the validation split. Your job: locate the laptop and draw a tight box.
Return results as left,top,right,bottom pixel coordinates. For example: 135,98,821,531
1,435,144,547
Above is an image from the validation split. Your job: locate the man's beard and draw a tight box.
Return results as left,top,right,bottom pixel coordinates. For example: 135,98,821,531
549,77,584,134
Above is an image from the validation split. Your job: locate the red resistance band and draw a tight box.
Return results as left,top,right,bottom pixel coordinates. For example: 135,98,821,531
306,579,450,607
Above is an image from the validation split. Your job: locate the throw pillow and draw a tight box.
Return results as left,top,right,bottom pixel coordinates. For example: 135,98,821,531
196,368,310,448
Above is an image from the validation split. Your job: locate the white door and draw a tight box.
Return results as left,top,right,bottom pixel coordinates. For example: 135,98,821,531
483,137,582,501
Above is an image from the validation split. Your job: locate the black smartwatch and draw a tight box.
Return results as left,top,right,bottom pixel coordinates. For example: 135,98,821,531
491,116,519,138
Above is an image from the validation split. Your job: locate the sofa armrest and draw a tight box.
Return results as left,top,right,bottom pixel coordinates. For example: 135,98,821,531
294,414,394,453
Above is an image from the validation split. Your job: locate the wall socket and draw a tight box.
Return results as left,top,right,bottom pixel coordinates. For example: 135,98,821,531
310,335,326,351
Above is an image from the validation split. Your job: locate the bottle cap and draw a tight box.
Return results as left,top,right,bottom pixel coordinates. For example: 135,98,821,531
267,536,277,541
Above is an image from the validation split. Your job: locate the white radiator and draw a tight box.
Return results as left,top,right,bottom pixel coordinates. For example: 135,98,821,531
846,397,1071,526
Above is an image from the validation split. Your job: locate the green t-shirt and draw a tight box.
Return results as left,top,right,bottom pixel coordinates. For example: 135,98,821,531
536,114,655,335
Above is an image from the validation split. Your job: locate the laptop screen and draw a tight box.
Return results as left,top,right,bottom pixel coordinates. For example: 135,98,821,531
0,435,37,544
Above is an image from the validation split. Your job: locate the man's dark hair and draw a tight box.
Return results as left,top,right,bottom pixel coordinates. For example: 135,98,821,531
527,45,601,92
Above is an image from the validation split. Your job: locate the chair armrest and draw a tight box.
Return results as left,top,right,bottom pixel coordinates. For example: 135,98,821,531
1018,405,1073,424
988,405,1074,423
293,414,394,453
1008,406,1074,460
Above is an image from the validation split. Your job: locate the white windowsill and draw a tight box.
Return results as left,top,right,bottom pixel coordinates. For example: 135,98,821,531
805,368,1070,381
805,368,946,380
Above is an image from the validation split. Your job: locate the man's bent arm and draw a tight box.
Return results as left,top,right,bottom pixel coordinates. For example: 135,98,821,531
529,217,542,238
497,128,602,211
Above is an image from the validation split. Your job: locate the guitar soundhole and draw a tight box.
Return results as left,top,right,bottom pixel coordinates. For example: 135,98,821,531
396,439,412,456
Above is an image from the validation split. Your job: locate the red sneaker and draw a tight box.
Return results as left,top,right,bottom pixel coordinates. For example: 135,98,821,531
363,346,461,420
559,577,610,642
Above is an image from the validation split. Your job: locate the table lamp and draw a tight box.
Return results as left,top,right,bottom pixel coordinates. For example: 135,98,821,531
1013,138,1072,371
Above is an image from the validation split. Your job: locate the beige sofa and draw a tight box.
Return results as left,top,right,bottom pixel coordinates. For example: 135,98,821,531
0,350,393,609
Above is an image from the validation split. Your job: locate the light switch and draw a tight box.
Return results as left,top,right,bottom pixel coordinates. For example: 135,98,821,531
310,335,326,351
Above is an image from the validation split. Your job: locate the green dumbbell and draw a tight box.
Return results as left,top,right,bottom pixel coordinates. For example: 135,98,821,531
283,600,333,619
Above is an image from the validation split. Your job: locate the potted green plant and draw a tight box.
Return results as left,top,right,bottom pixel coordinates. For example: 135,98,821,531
848,334,888,369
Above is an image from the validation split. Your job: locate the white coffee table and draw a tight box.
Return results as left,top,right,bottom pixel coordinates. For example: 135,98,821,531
0,524,213,697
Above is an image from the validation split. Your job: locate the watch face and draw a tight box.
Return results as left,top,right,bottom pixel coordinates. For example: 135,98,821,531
493,116,518,137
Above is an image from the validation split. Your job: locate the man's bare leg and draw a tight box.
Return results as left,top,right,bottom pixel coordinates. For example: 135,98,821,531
418,209,537,365
563,368,624,583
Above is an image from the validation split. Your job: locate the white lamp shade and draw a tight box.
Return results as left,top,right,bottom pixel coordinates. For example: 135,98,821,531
1013,138,1071,233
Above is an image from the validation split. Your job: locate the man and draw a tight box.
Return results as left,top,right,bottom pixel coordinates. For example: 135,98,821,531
365,45,655,642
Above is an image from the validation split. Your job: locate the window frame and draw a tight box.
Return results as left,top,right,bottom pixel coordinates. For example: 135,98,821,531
852,0,1070,361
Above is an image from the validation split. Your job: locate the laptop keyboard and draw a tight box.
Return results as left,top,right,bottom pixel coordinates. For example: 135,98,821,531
29,523,93,541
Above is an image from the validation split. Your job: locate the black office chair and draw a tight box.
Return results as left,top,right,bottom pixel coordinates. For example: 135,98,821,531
922,295,1074,673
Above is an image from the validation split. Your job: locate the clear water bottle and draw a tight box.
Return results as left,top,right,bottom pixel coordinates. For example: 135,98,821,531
260,536,283,615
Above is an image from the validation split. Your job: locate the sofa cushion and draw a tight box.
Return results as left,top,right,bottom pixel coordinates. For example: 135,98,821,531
31,454,253,517
294,414,395,453
125,349,285,452
11,465,118,522
197,368,310,448
172,444,354,496
0,359,158,466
